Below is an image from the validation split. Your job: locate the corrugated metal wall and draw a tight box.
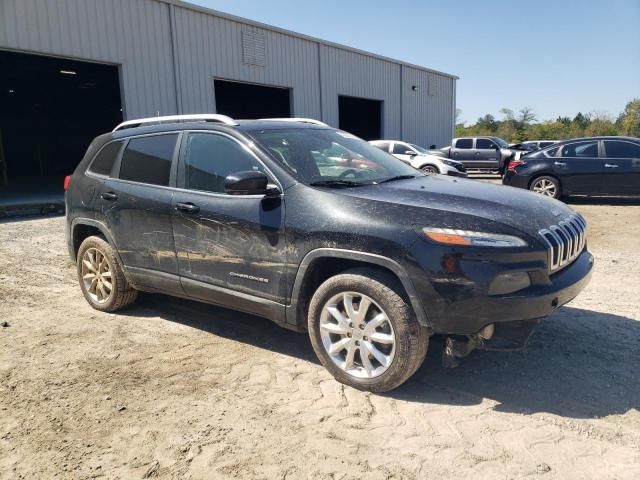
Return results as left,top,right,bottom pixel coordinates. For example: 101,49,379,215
0,0,456,146
0,0,178,118
319,45,402,140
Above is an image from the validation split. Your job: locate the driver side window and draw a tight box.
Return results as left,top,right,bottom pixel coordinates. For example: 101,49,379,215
392,143,411,154
183,133,265,194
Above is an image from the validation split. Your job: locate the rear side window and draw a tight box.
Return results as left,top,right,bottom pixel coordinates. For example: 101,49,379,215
476,138,496,149
540,141,555,148
184,133,265,194
119,134,178,186
604,140,640,158
88,141,123,176
455,139,473,149
560,141,598,158
373,142,390,152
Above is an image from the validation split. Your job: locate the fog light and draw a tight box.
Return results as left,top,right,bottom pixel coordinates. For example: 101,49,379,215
489,271,531,295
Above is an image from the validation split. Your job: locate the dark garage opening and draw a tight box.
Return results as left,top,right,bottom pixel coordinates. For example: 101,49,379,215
214,79,291,119
0,50,122,212
338,95,382,140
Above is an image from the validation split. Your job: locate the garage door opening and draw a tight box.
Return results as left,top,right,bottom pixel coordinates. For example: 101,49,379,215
0,50,122,212
214,79,291,119
338,96,382,140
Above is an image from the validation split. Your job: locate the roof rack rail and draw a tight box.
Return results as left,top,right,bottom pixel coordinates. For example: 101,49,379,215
113,114,237,132
259,117,329,127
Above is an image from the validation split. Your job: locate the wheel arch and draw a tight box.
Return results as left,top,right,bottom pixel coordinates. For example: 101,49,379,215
418,163,441,173
285,248,430,331
71,218,121,264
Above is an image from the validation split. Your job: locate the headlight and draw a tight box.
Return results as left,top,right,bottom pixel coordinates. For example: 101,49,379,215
421,227,528,247
442,159,459,167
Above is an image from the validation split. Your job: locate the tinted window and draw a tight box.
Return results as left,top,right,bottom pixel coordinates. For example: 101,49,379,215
184,133,265,194
540,141,555,148
476,138,497,149
89,141,123,176
545,146,560,157
604,140,640,159
455,139,473,149
119,134,178,186
560,141,598,158
392,143,412,154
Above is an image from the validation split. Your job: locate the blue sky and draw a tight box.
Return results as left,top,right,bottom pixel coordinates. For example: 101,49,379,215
190,0,640,125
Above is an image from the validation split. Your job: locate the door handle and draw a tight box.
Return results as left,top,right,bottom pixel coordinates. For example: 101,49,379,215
604,163,619,168
175,202,200,214
101,192,118,201
554,161,567,167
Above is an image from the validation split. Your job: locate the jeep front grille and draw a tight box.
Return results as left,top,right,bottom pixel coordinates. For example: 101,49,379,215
539,214,587,273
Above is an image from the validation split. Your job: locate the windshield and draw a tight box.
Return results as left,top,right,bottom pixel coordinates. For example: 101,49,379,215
409,143,430,154
493,137,509,148
249,128,420,186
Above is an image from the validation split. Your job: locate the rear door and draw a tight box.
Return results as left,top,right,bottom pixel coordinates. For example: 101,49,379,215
172,131,287,305
601,140,640,195
554,140,603,194
450,138,474,165
101,132,181,291
475,138,501,168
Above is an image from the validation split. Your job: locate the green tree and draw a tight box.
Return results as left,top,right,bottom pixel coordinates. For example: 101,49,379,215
616,98,640,137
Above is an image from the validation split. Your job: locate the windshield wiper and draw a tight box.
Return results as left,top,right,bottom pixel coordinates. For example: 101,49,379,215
309,179,367,187
377,175,416,184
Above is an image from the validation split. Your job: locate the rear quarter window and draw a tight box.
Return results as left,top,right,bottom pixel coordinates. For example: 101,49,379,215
119,134,178,186
88,141,123,176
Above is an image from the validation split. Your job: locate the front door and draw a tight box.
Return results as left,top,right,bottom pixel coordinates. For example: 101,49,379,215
391,142,414,165
101,133,180,289
474,138,501,169
172,131,287,304
601,140,640,195
554,140,603,195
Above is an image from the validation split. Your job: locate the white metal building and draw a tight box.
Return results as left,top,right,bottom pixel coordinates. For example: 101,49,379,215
0,0,457,204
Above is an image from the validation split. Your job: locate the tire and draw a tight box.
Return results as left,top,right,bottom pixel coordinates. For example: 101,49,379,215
529,175,561,199
421,165,439,175
77,235,137,312
307,268,429,392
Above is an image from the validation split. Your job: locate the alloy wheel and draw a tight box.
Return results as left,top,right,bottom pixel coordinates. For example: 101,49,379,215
532,178,557,197
81,248,113,304
319,292,396,378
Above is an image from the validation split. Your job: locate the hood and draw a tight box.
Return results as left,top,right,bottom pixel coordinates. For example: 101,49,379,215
337,175,575,237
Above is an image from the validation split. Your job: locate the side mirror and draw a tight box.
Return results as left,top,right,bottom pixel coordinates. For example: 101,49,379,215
404,150,417,156
224,171,280,196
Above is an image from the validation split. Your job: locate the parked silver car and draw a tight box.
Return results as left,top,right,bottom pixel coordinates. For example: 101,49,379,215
370,140,467,177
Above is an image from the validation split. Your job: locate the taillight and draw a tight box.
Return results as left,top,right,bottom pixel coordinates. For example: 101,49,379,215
507,160,524,172
63,175,71,190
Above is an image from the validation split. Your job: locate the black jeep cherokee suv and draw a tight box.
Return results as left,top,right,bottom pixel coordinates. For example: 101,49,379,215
65,115,593,392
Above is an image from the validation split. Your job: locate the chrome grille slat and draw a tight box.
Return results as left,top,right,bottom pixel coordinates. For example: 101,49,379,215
539,214,587,273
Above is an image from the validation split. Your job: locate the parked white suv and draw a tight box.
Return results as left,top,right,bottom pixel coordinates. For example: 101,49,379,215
370,140,467,177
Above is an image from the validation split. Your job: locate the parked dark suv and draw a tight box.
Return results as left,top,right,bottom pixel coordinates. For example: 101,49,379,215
65,115,594,392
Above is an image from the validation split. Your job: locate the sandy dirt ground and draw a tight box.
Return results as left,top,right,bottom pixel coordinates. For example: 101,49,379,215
1,196,639,479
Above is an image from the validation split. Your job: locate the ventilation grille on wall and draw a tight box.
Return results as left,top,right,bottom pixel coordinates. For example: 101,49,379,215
428,75,437,96
242,29,266,67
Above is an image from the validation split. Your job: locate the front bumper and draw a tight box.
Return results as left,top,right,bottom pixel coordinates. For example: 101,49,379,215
411,248,594,335
446,169,468,178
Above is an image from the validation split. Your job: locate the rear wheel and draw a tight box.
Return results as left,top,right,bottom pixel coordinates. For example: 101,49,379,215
77,236,137,312
530,175,561,199
308,269,429,392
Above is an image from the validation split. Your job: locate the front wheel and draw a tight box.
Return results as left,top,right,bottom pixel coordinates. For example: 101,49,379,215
529,175,561,199
307,269,429,392
421,165,439,175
